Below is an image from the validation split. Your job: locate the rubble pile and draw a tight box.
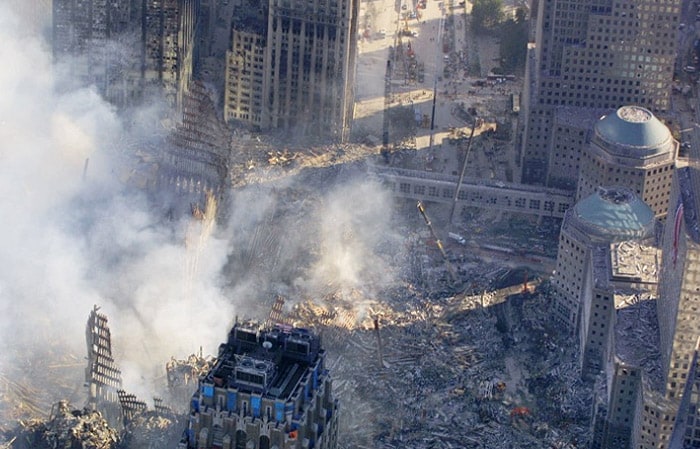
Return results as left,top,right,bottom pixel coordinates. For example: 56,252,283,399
121,411,182,449
6,401,119,449
290,282,592,449
166,353,213,413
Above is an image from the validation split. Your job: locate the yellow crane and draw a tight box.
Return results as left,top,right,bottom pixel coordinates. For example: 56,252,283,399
416,201,458,282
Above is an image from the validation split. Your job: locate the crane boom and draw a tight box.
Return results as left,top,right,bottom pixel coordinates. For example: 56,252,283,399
417,201,457,282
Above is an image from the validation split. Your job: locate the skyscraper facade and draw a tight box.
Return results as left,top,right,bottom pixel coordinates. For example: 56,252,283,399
551,187,656,336
52,0,141,105
519,0,680,188
53,0,197,112
179,320,338,449
143,0,199,111
224,0,359,141
653,165,700,448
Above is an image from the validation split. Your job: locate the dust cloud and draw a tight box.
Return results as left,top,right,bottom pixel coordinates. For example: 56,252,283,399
0,2,403,410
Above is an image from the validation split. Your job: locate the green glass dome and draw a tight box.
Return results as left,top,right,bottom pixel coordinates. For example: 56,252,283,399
595,105,672,150
572,187,655,240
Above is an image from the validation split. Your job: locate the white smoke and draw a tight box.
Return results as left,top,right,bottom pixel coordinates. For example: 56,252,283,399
0,0,406,415
0,3,233,404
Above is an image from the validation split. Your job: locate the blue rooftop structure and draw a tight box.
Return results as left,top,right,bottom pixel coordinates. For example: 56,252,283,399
594,106,674,156
573,187,656,240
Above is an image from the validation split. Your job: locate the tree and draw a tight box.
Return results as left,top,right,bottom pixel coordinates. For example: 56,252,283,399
498,7,528,72
471,0,503,33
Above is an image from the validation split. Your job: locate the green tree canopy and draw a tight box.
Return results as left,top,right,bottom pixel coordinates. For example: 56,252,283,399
498,8,528,72
471,0,503,33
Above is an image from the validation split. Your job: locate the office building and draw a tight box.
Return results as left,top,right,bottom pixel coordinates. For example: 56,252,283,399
223,0,359,141
551,186,657,338
224,0,268,127
651,165,700,448
180,320,338,449
52,0,141,106
577,106,677,220
519,0,680,187
143,0,198,112
53,0,197,112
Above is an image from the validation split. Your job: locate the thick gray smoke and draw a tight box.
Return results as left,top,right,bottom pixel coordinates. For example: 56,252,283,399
0,3,233,402
0,1,405,411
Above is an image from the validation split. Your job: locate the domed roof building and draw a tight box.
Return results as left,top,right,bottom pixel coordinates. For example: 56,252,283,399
552,186,657,335
577,106,677,220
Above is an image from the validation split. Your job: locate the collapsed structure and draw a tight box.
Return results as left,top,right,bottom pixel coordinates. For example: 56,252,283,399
179,320,338,449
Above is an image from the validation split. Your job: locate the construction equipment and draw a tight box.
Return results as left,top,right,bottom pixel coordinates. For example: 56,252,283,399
417,201,457,282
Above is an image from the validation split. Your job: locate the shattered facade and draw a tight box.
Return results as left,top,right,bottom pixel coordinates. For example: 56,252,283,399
143,0,198,114
577,106,677,220
179,320,338,449
52,0,142,106
158,81,231,215
223,0,359,141
53,0,198,112
86,305,124,428
518,0,680,186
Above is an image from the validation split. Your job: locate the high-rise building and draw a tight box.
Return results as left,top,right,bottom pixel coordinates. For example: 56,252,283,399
179,320,338,449
53,0,197,112
576,106,677,220
223,0,359,142
224,0,268,127
518,0,680,188
52,0,141,105
652,165,700,448
143,0,199,112
551,186,657,339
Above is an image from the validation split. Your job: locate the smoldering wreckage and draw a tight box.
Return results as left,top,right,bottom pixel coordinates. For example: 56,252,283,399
0,238,595,449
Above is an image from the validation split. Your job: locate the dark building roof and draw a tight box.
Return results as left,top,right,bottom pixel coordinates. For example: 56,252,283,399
203,321,323,400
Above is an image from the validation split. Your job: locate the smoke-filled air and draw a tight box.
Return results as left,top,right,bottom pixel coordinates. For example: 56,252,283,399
0,1,403,406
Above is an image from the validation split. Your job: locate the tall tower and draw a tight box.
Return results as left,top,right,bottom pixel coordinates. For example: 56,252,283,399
577,106,677,220
224,0,359,142
143,0,199,113
52,0,140,105
653,165,700,447
519,0,680,188
551,187,656,334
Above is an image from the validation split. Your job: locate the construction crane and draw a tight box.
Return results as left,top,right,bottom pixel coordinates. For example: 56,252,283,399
417,201,457,282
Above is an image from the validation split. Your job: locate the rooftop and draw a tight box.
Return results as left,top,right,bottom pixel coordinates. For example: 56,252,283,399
203,321,324,400
572,186,656,240
595,106,672,149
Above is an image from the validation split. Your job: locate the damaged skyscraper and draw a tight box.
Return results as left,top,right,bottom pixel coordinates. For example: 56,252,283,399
53,0,198,113
224,0,359,142
52,0,143,106
179,320,338,449
518,0,680,188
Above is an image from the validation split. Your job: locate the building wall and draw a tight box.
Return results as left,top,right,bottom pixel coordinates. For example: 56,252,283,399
185,368,337,449
225,30,266,126
52,0,142,106
636,393,676,449
576,138,676,220
519,0,681,186
262,0,357,141
552,215,590,330
143,0,198,113
653,167,700,446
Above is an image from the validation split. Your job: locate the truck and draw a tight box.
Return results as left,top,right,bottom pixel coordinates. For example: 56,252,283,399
448,232,466,245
